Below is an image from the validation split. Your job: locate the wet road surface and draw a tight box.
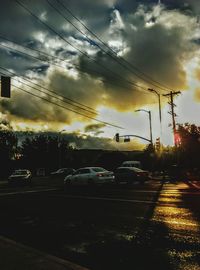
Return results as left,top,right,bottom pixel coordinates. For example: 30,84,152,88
0,179,200,270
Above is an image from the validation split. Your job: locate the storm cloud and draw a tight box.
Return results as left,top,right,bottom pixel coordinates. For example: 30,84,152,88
0,0,199,135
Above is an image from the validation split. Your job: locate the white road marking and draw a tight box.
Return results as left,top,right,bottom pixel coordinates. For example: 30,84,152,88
59,194,182,206
0,188,59,197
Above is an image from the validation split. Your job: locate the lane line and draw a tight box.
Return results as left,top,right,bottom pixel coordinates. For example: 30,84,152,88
0,188,59,197
1,186,200,197
57,194,186,206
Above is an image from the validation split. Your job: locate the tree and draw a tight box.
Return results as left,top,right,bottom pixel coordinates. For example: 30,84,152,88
0,130,18,177
21,134,73,173
177,123,200,168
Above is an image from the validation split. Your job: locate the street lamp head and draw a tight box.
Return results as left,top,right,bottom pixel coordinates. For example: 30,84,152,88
148,88,160,97
135,109,150,114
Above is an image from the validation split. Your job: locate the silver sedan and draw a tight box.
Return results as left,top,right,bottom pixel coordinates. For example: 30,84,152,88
64,167,115,186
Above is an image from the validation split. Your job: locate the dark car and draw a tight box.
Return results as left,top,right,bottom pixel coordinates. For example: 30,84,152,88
50,168,75,178
8,169,32,185
164,165,188,182
114,167,150,184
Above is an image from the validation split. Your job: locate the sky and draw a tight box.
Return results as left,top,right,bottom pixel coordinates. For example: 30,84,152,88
0,0,200,150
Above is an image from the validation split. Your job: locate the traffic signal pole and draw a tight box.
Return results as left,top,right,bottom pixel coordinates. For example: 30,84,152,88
115,133,152,143
135,109,153,146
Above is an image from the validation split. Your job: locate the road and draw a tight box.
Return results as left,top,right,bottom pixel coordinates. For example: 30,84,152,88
0,177,200,270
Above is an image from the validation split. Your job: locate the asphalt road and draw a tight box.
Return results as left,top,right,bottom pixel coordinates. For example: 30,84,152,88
0,177,200,270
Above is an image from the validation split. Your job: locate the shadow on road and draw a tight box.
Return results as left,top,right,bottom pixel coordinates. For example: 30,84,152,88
1,181,198,270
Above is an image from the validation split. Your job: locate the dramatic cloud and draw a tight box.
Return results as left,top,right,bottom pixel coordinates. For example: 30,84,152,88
15,130,143,150
0,0,200,148
84,123,105,135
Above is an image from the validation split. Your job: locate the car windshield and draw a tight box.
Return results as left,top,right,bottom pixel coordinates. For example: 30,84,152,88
13,170,28,175
92,168,107,172
131,167,143,172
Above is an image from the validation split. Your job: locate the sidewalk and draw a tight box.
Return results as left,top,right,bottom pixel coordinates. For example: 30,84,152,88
0,235,89,270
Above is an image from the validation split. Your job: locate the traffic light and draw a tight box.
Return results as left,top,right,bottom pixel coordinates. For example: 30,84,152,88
115,133,119,142
155,137,160,151
1,76,11,98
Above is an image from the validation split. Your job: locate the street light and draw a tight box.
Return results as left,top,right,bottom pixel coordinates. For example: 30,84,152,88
148,88,162,140
58,129,66,168
135,109,153,145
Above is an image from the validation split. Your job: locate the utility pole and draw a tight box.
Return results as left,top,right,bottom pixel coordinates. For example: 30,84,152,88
163,91,181,146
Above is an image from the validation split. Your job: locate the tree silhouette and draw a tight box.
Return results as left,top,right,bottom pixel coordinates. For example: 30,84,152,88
177,123,200,168
21,134,73,173
0,129,18,178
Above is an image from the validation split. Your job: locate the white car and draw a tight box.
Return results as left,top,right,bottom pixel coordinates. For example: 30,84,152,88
64,167,115,186
8,169,32,185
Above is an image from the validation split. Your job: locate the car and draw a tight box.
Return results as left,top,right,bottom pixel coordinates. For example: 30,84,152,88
163,165,188,182
114,166,150,184
120,160,142,169
50,168,75,178
8,169,32,185
64,167,115,186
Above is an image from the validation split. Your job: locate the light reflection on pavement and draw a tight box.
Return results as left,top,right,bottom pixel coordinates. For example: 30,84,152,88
151,182,200,270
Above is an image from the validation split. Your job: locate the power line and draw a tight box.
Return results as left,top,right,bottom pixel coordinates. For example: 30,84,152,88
0,42,64,69
0,34,96,75
0,35,70,66
14,0,150,94
10,83,124,130
55,0,172,92
14,78,98,116
0,35,150,95
0,37,142,92
0,66,98,114
0,70,124,129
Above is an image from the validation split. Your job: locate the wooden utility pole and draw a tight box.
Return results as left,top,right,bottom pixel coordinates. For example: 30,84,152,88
163,91,181,146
